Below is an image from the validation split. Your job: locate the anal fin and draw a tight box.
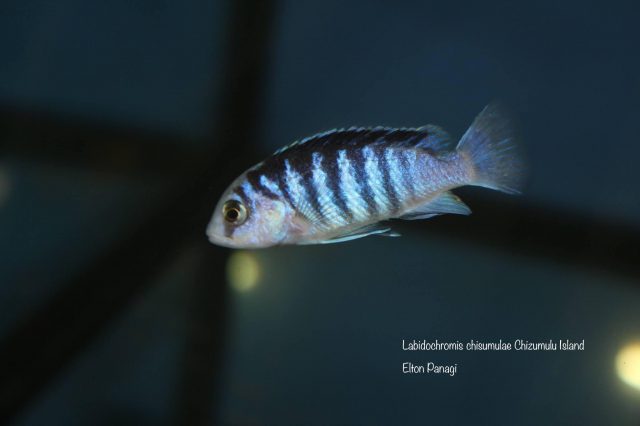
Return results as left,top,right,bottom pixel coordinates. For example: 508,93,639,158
398,191,471,220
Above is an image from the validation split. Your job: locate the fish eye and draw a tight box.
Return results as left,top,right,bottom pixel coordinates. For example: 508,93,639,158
222,200,247,225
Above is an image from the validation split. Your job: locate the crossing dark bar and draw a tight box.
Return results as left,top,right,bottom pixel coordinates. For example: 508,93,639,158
399,188,640,283
0,103,209,176
0,0,277,423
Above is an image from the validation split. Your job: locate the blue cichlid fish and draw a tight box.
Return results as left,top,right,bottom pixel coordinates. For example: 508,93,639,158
207,104,523,248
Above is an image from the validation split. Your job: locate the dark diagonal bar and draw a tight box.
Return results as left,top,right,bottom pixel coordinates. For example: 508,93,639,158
173,1,278,424
0,103,209,176
399,188,640,283
0,0,277,423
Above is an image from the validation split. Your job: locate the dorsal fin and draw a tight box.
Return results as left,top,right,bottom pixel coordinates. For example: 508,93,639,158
272,125,454,156
413,125,453,152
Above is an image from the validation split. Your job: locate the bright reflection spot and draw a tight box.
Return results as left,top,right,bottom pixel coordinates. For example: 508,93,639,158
616,342,640,391
226,251,260,292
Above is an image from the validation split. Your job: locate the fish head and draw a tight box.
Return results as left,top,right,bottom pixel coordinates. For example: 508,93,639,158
206,175,292,248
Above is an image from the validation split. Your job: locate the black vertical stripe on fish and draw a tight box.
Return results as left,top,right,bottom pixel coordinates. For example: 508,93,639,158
377,146,400,214
246,169,280,199
336,149,368,221
353,148,378,216
232,184,248,204
399,150,416,201
275,161,298,215
284,157,324,224
322,148,353,221
299,153,327,224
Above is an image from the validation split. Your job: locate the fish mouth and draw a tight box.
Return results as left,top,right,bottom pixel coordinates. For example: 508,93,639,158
207,225,250,248
206,231,237,248
205,222,234,248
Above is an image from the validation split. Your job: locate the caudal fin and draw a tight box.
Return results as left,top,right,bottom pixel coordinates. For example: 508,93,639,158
456,104,524,194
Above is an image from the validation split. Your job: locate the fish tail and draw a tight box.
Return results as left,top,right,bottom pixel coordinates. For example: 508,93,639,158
456,103,524,194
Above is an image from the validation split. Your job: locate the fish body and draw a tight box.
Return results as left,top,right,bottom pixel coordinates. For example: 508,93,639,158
207,104,523,248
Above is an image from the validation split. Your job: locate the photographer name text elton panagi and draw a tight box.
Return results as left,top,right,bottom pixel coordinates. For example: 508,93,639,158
402,362,458,376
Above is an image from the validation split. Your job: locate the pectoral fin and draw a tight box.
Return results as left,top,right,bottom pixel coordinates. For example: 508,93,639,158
300,223,400,245
398,191,471,220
